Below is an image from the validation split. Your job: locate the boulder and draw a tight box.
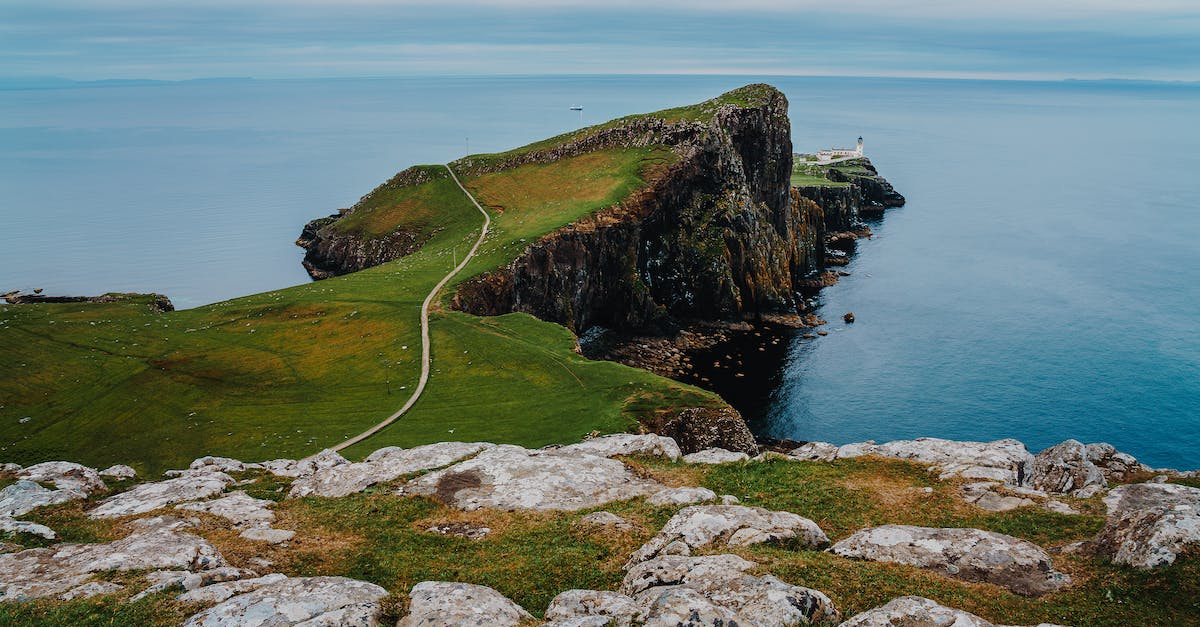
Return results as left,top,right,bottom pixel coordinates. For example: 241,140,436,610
646,487,718,507
0,528,225,600
176,573,288,604
1085,443,1150,482
682,448,750,465
621,554,838,625
640,587,743,626
552,434,682,461
188,456,261,474
544,589,642,627
830,525,1070,596
290,442,493,499
841,596,995,627
1027,440,1106,495
398,581,531,627
88,472,234,519
400,445,663,511
787,442,839,462
0,518,56,540
176,491,276,528
629,505,829,564
1093,483,1200,568
870,438,1034,485
0,480,85,517
261,449,349,479
17,461,107,495
184,576,388,626
961,482,1039,512
650,407,759,456
99,465,137,480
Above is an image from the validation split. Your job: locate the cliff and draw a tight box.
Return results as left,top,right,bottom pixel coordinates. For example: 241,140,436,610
451,85,816,333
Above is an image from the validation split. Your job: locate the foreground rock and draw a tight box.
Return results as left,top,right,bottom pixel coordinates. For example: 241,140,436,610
544,589,642,626
89,472,234,519
629,505,829,564
175,491,276,528
0,528,225,600
289,442,493,498
621,554,839,625
551,434,681,461
398,581,531,627
683,447,750,464
0,480,85,517
1027,440,1107,496
400,445,663,511
1092,482,1200,568
830,525,1070,596
840,596,995,627
17,461,107,495
184,576,388,626
846,438,1034,485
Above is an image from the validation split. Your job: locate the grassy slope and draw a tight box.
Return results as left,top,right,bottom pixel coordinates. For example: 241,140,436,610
2,457,1195,626
791,160,852,187
0,144,719,475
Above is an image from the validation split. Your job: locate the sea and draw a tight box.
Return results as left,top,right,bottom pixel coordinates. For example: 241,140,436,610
2,75,1197,469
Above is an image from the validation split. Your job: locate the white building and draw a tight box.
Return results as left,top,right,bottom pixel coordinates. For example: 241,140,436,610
815,137,864,162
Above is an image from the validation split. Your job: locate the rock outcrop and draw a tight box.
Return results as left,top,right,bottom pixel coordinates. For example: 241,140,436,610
398,581,532,627
399,444,664,511
184,576,389,626
88,471,234,519
628,505,829,564
1092,482,1200,568
830,525,1071,596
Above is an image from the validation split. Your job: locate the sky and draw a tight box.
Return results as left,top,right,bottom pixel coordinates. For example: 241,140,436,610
3,0,1199,82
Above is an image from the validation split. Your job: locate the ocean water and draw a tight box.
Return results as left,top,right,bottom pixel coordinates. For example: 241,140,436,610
3,75,1197,468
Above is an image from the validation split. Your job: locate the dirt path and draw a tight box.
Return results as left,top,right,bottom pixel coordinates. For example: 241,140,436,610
330,164,491,453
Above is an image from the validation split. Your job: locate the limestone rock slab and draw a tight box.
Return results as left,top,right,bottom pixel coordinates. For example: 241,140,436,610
646,487,718,507
0,480,85,517
99,465,137,480
1027,440,1107,495
841,596,995,627
682,448,750,464
870,438,1034,485
544,589,642,627
18,461,107,495
176,491,276,528
629,505,828,564
88,472,234,519
184,576,388,626
400,445,663,511
552,434,682,461
398,581,531,627
1094,483,1200,569
289,442,492,499
830,525,1070,596
788,442,839,462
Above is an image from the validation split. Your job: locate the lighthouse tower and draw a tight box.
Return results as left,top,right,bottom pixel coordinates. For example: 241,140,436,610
856,136,864,156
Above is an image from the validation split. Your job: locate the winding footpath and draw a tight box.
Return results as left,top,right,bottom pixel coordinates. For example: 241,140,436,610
331,165,491,453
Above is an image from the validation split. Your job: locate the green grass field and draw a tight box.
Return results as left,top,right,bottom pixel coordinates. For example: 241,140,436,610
0,127,720,475
790,160,852,187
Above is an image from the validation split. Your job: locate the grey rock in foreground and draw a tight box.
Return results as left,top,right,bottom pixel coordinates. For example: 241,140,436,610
0,518,57,540
840,596,995,627
551,433,682,461
621,554,839,625
863,438,1033,485
0,528,225,600
544,589,642,627
1027,440,1107,496
17,461,108,495
400,444,663,511
1093,482,1200,568
89,471,234,519
184,576,388,626
175,491,276,528
628,505,829,564
831,525,1070,596
683,447,750,464
646,486,718,507
289,442,493,499
398,581,531,627
0,480,85,517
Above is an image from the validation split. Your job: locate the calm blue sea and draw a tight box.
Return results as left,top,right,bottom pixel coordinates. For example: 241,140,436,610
2,75,1197,468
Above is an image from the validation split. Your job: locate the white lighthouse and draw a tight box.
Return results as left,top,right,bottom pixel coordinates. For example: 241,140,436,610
856,136,864,156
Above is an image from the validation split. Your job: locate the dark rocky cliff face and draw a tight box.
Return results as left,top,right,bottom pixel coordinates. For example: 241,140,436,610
453,86,822,334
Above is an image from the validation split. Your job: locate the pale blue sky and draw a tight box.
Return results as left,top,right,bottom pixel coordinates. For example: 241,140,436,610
3,0,1198,81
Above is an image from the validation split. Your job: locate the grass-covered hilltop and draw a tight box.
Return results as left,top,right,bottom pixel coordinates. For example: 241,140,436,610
3,84,1197,626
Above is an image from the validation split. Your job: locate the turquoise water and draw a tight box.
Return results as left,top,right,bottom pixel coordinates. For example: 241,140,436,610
3,76,1197,468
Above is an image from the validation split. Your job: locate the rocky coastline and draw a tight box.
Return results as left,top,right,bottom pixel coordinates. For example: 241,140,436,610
1,291,174,312
2,433,1196,624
